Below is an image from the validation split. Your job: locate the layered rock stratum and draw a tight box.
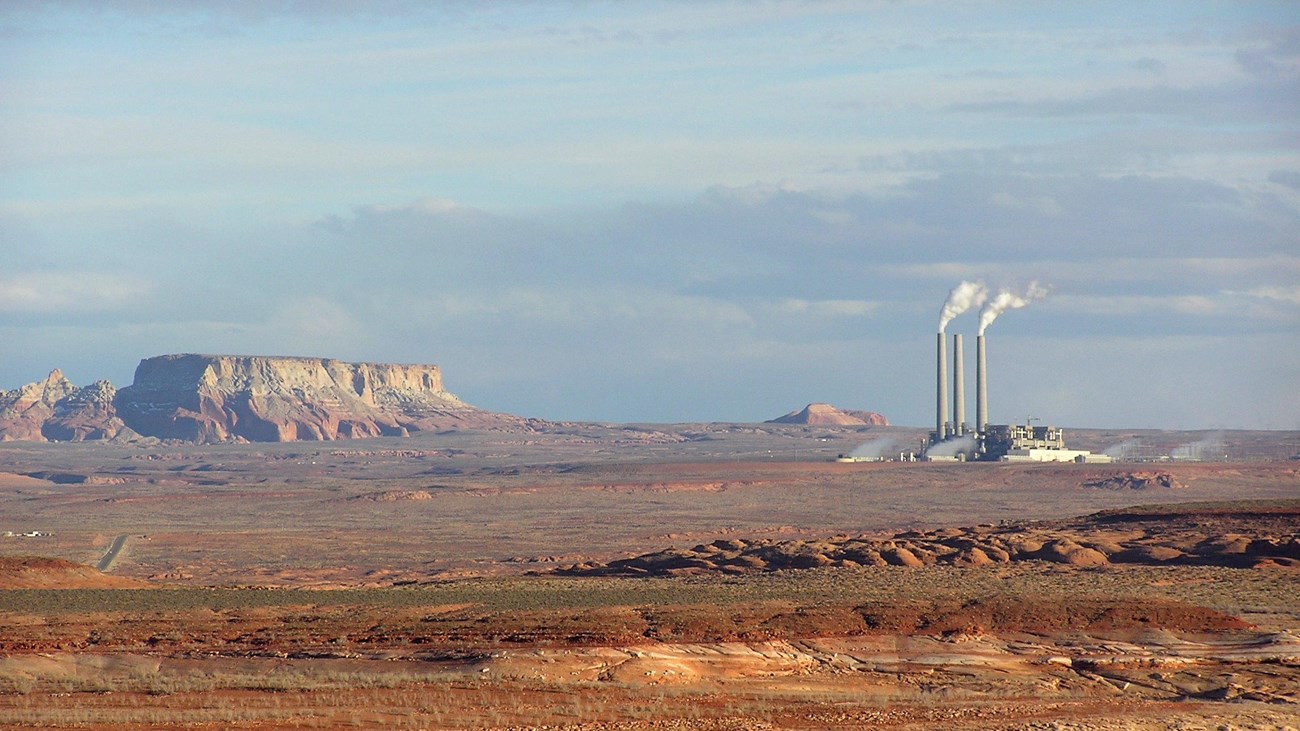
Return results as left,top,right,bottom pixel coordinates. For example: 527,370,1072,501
767,402,888,426
114,354,524,442
0,370,128,442
1,354,527,443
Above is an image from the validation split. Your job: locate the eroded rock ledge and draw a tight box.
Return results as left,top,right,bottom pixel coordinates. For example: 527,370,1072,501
115,354,524,442
558,503,1300,576
2,354,529,443
0,370,128,442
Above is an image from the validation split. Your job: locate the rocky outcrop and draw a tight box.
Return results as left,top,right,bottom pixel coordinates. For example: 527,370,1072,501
766,403,889,426
45,380,127,441
113,354,524,442
0,354,529,444
1083,471,1185,490
559,503,1300,577
0,371,127,442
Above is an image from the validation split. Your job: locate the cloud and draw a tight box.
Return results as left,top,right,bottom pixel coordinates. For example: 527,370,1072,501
0,272,149,314
1270,170,1300,190
1043,291,1299,337
773,298,878,318
1,3,1298,427
5,3,1291,217
1240,285,1300,306
988,191,1064,217
265,296,365,343
1055,294,1228,317
1131,57,1166,74
877,256,1300,301
986,332,1300,430
402,287,758,336
282,174,1299,334
854,127,1298,193
951,80,1299,124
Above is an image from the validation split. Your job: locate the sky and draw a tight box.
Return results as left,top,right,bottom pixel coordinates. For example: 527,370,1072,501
2,1,1298,429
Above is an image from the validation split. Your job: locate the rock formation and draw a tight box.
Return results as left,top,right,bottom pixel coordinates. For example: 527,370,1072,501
1083,471,1185,490
45,380,127,441
560,503,1300,577
0,370,127,442
766,403,888,427
0,354,530,443
113,354,523,442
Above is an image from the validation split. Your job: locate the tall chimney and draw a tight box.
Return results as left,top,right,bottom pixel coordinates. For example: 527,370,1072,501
953,333,965,436
936,332,948,440
976,334,988,433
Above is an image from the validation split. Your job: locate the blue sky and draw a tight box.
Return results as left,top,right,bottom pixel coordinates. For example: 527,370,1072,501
2,1,1298,429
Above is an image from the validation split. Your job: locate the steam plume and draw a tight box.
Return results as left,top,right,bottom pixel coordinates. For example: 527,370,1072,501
938,281,988,333
924,433,976,457
978,281,1048,335
849,437,898,460
1102,438,1142,459
1171,432,1226,461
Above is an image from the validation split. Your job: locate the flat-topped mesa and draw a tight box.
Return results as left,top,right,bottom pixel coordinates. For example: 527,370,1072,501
114,354,510,443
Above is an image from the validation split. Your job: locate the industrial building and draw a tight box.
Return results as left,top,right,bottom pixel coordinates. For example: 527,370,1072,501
928,332,1110,463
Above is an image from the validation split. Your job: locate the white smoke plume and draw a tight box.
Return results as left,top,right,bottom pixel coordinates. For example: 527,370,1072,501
978,281,1049,335
938,280,988,333
849,437,898,460
1171,432,1226,461
1102,438,1142,460
924,433,977,458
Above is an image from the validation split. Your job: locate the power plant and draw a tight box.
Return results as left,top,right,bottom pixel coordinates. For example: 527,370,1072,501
924,282,1109,463
834,281,1110,464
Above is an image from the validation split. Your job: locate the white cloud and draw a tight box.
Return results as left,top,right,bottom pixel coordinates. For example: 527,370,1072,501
406,287,756,331
1241,285,1300,306
772,298,877,318
1052,292,1287,319
877,256,1300,295
988,191,1064,217
0,272,149,313
266,297,364,341
1,4,1297,427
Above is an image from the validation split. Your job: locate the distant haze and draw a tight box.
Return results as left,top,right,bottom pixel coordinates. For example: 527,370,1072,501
1,3,1297,429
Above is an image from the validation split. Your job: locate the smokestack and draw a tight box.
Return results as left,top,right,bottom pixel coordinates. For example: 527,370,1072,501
936,332,948,440
953,333,964,436
976,334,988,433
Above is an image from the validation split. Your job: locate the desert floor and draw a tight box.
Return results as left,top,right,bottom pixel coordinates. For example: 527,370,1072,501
0,423,1297,729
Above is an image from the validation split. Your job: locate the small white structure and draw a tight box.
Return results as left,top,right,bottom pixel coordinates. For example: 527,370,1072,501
1000,449,1111,463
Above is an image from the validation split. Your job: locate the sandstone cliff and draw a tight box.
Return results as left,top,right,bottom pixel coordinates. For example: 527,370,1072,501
113,354,521,442
45,380,126,441
766,403,889,427
0,371,127,442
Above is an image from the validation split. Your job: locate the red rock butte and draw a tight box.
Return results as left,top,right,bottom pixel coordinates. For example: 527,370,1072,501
2,354,529,444
0,370,123,442
767,403,889,427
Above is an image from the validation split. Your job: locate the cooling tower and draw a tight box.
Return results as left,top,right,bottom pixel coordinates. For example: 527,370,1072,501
976,334,988,433
936,332,948,440
953,333,965,436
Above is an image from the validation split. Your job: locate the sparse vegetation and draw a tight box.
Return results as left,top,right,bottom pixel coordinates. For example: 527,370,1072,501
1,433,1297,728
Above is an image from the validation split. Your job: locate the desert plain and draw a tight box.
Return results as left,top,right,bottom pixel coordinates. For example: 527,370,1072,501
1,423,1298,730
